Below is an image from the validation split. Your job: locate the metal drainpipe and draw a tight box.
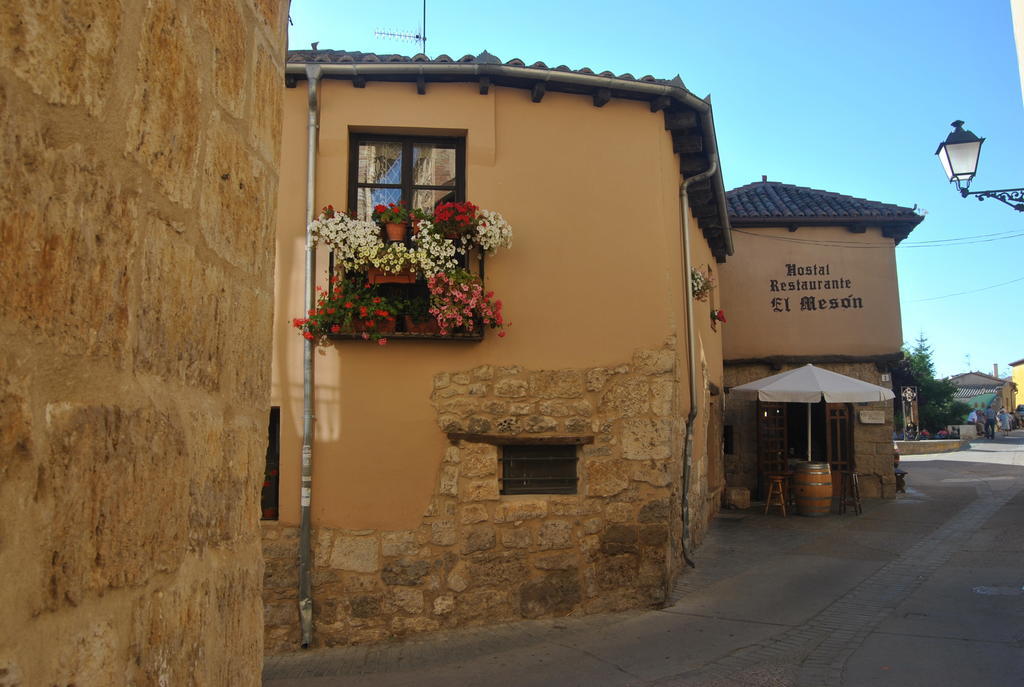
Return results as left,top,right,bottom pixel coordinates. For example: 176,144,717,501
298,63,322,649
678,157,719,569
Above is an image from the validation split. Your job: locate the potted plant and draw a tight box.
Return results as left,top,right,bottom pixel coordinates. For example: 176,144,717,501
431,201,479,241
368,242,418,284
691,266,714,301
427,268,507,337
309,205,384,274
397,293,439,334
472,208,513,253
710,308,726,330
372,202,411,242
292,273,398,344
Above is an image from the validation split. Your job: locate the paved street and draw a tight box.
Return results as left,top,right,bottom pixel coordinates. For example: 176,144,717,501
264,433,1024,687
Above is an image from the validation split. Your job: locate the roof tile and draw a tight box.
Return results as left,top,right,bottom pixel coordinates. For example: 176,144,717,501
286,49,688,90
727,180,920,221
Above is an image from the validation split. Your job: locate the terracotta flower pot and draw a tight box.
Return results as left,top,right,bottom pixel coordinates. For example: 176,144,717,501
404,316,439,334
384,222,408,242
353,317,397,334
367,267,416,284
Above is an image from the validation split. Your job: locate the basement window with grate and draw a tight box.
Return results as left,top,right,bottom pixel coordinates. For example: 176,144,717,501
500,444,578,495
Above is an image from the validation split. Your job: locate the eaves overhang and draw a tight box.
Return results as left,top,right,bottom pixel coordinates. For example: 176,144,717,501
286,50,733,261
728,214,924,246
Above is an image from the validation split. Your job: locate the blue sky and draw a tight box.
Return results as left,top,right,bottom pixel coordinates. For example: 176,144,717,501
288,0,1023,378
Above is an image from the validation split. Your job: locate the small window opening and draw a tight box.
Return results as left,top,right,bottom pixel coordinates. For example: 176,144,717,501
500,444,578,495
724,425,734,455
261,407,280,520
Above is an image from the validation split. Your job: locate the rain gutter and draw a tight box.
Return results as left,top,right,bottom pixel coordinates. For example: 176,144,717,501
285,61,733,256
678,157,719,569
298,62,322,649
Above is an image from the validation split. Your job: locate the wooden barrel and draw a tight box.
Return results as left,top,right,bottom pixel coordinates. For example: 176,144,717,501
793,462,832,516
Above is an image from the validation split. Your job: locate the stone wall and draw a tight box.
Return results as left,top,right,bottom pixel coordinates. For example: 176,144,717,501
263,342,701,650
723,362,896,500
0,2,288,684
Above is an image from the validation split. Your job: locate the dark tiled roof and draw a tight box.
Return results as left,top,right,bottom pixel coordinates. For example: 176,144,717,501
286,49,689,90
727,180,921,222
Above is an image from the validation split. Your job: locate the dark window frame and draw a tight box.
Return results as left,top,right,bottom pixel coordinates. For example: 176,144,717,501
500,444,579,495
347,133,466,219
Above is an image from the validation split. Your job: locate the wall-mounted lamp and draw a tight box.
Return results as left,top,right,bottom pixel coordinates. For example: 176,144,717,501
935,120,1024,211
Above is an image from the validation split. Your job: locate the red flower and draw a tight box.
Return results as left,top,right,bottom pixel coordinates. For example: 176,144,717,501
378,338,388,346
303,332,314,340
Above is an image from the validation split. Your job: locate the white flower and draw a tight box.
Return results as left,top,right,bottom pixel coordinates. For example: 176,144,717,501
410,223,460,275
309,212,384,272
473,209,513,253
370,242,414,274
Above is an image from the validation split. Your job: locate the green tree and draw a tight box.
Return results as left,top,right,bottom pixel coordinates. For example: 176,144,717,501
892,334,970,433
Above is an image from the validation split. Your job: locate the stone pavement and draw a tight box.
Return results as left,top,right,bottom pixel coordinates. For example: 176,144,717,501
263,433,1024,686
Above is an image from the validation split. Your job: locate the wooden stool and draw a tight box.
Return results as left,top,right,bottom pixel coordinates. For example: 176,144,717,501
894,469,908,494
838,470,862,515
764,474,788,516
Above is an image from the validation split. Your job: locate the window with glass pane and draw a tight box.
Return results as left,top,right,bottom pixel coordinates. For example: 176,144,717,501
349,135,464,220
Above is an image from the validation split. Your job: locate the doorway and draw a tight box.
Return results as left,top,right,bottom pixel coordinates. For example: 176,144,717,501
756,401,854,498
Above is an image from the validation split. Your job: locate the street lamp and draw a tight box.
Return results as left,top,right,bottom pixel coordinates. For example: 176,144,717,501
936,120,1024,211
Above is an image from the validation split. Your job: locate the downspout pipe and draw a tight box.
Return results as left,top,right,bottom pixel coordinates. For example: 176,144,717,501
298,62,322,649
679,156,719,569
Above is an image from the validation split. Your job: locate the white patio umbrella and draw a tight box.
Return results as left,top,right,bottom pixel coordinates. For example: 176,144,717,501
729,364,895,461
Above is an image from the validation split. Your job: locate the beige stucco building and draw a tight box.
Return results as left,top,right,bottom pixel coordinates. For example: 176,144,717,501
1011,359,1024,411
265,49,733,649
720,180,923,501
949,370,1017,416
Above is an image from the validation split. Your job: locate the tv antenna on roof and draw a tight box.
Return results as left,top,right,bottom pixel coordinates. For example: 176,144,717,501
374,0,427,55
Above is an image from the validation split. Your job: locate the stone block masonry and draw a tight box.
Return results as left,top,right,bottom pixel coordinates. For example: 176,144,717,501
263,343,698,650
0,2,289,685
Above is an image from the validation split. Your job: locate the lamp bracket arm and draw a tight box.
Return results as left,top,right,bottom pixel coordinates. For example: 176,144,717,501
962,187,1024,212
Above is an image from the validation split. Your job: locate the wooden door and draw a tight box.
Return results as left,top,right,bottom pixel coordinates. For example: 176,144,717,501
757,402,787,496
825,403,853,497
706,396,724,495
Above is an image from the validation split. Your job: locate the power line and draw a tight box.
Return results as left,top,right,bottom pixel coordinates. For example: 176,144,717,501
902,231,1024,247
730,228,890,248
730,227,1024,249
902,229,1022,244
912,274,1024,302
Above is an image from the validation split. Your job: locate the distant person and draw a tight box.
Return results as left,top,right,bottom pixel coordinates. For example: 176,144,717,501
967,409,978,435
972,408,985,437
984,405,997,439
997,408,1012,436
